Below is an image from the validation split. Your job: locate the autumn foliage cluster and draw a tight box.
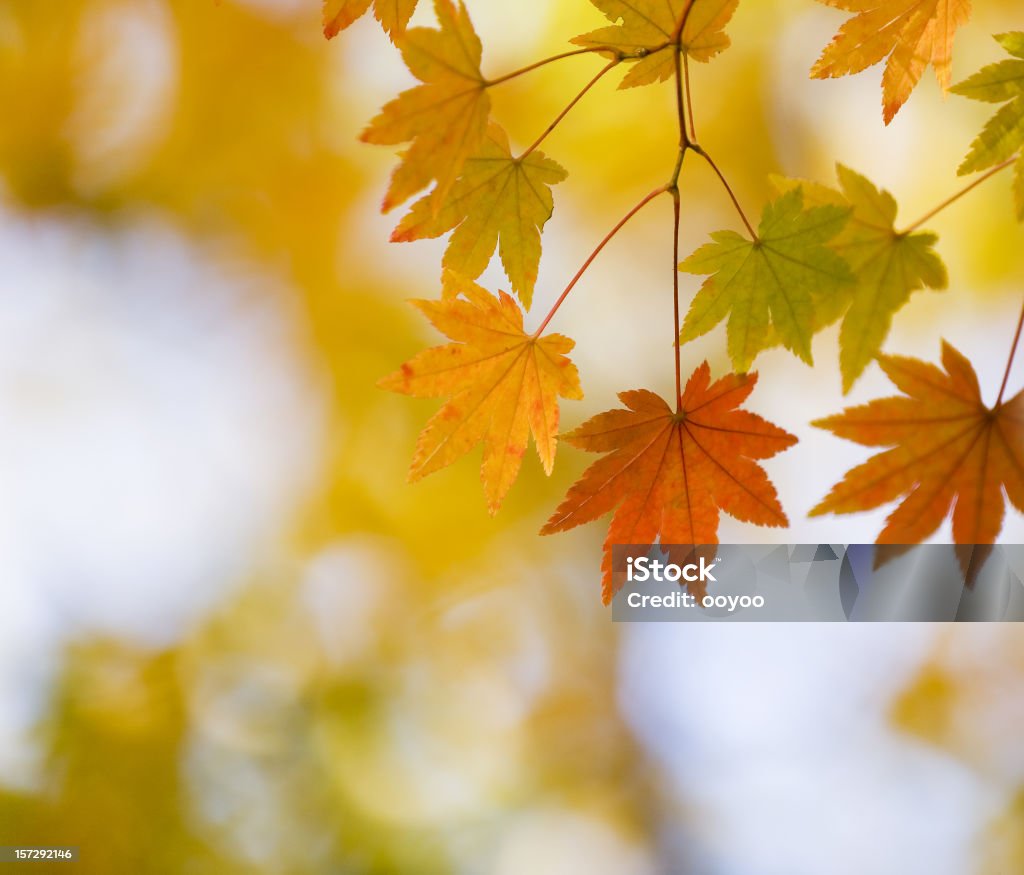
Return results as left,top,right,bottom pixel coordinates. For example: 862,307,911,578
324,0,1024,602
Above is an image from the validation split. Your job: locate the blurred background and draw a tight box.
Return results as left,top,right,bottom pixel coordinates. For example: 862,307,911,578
1,0,1023,871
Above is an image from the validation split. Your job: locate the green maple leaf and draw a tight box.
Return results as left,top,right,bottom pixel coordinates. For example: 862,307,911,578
572,0,740,89
952,32,1024,220
391,123,567,309
773,165,948,392
679,188,853,372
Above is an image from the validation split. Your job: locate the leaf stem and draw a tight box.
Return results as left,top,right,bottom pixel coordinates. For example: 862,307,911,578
692,145,757,238
533,186,670,336
683,53,697,143
672,187,683,409
670,9,692,408
485,47,603,87
673,37,690,150
996,299,1024,408
672,0,696,41
521,58,620,159
487,43,668,88
902,157,1018,233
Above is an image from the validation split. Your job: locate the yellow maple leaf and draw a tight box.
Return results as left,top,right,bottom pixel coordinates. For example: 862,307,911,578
379,272,583,514
361,0,490,212
322,0,418,40
811,0,973,124
572,0,740,89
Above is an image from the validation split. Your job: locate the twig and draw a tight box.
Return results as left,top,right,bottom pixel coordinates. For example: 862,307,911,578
693,145,757,239
996,299,1024,407
486,47,604,87
534,186,670,336
521,59,620,158
902,157,1017,233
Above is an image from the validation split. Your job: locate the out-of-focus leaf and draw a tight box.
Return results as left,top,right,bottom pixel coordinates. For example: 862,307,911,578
773,165,948,391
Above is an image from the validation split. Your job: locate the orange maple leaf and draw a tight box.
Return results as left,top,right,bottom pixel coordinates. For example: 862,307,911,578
323,0,418,40
811,0,973,124
361,0,490,212
811,342,1024,545
541,364,797,603
379,272,582,514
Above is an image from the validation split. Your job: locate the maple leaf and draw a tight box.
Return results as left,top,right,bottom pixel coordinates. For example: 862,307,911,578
572,0,740,89
773,165,948,392
379,272,582,514
391,123,567,309
811,0,973,125
679,188,853,372
541,363,796,603
811,342,1024,545
361,0,490,212
322,0,418,40
952,32,1024,220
